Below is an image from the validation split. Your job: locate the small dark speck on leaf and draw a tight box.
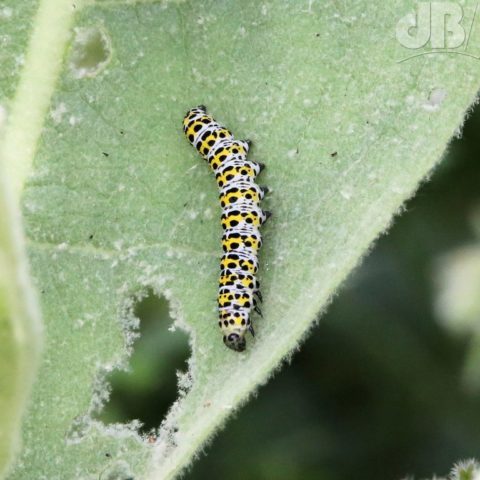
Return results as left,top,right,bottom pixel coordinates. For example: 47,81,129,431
41,290,45,294
183,203,188,207
88,234,94,240
330,151,338,157
120,130,125,135
315,33,320,37
105,453,111,458
102,152,109,157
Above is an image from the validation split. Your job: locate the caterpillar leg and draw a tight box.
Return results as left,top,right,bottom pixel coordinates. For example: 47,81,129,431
256,162,266,172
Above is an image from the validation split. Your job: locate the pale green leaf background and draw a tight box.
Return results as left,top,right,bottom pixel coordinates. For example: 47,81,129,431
0,1,44,475
0,168,42,477
2,0,480,479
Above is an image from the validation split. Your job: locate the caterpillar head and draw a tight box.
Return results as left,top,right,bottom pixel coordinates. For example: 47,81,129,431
219,311,251,352
223,331,246,352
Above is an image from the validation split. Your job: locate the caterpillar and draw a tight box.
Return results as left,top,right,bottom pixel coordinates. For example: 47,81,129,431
183,106,270,352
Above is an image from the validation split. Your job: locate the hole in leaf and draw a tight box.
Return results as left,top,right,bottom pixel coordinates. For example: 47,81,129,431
98,292,190,434
70,26,111,78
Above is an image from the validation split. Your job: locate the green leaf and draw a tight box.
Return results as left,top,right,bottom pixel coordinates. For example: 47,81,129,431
450,459,480,480
3,0,480,478
0,1,44,475
405,458,480,480
0,155,42,476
